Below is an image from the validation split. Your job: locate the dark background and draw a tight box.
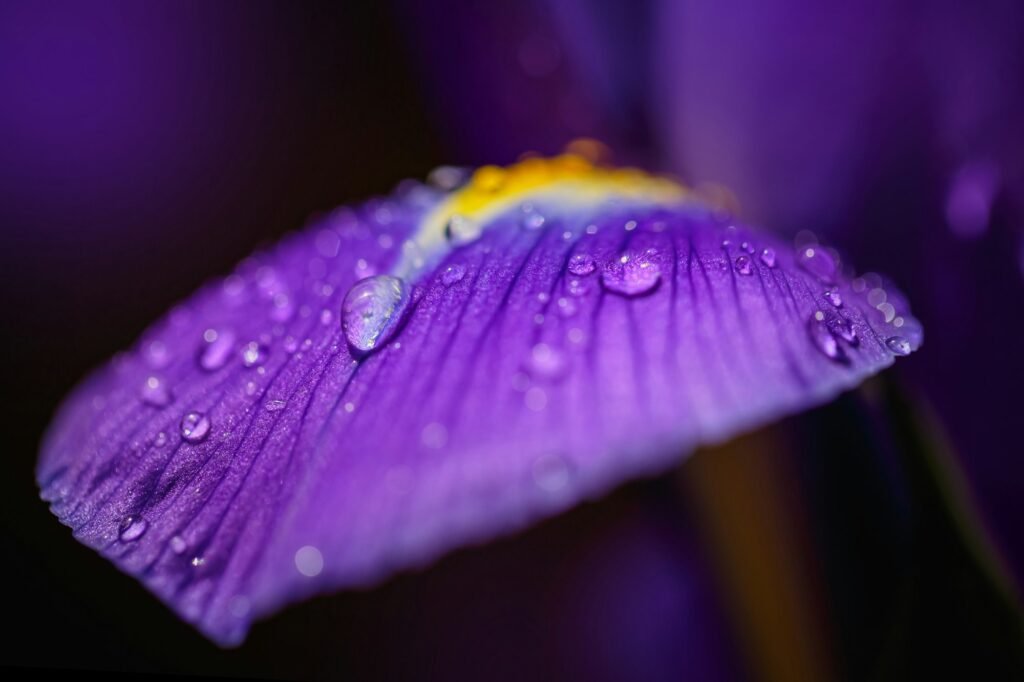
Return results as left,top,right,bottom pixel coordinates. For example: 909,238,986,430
1,1,1021,679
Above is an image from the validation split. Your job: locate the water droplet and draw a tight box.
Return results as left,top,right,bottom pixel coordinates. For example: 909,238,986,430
283,336,299,354
601,254,662,296
532,454,573,493
270,293,294,322
143,340,170,368
191,556,205,567
556,297,577,317
441,263,466,286
119,516,148,542
740,241,754,254
567,279,588,297
568,253,596,276
885,336,912,356
807,313,848,363
524,386,548,411
199,330,236,371
319,309,333,325
240,341,267,368
354,258,376,279
734,255,752,275
526,343,567,381
445,214,481,244
760,248,777,268
169,535,187,555
826,314,859,346
180,411,211,443
265,399,287,412
141,375,172,407
154,431,168,447
420,421,448,449
877,302,896,323
624,220,638,232
295,545,324,577
341,275,411,355
797,247,837,283
521,211,546,230
824,289,843,307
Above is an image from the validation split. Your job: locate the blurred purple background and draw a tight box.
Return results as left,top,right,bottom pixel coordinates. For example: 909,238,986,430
2,0,1021,678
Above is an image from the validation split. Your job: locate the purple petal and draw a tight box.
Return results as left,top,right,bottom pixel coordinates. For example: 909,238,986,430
37,154,921,645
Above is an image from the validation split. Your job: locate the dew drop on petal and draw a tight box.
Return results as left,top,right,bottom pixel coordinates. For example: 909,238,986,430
445,214,482,244
797,246,837,283
119,516,148,542
826,314,859,346
734,255,753,275
140,375,172,407
180,411,211,443
886,336,912,356
199,329,237,371
760,248,777,268
295,545,324,577
824,289,843,307
240,341,267,368
341,275,411,355
441,263,467,286
807,313,848,363
169,535,187,555
264,399,287,412
521,211,546,230
568,253,596,276
601,254,662,297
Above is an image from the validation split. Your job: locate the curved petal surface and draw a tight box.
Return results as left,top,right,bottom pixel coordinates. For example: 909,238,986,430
38,154,921,644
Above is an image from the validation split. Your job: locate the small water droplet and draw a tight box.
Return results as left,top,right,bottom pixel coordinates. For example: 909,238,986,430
445,214,481,244
740,241,754,253
169,535,187,555
265,399,287,412
601,254,662,296
734,255,752,275
199,330,236,371
807,313,848,363
119,516,148,542
154,431,168,447
885,336,912,356
354,258,376,279
180,411,211,443
521,211,546,230
295,545,324,577
143,340,170,368
556,297,577,317
824,289,843,307
240,341,267,368
141,375,172,407
441,263,466,286
532,454,573,493
271,293,294,322
797,246,837,283
341,275,412,355
624,220,638,232
526,343,567,380
568,253,596,276
420,421,448,449
191,556,205,567
319,309,333,325
826,314,859,346
760,248,777,268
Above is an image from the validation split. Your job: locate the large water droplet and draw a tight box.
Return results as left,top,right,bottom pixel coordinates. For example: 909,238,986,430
341,275,411,354
734,255,753,276
141,375,172,407
826,314,859,346
601,254,662,297
807,312,848,363
885,336,912,356
180,411,211,443
568,253,596,276
440,263,466,286
119,516,149,542
797,246,837,283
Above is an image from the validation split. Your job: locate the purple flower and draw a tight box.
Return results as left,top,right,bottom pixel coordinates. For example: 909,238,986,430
38,152,920,645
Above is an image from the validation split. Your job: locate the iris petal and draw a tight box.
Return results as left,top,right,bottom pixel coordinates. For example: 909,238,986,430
37,153,921,645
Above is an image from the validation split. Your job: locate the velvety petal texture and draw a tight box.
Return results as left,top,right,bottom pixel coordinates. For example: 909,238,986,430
38,153,921,645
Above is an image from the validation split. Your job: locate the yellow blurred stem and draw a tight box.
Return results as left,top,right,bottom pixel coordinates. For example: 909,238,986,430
681,431,834,682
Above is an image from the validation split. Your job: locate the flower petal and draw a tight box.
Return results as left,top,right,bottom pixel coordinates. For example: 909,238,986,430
37,154,921,644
